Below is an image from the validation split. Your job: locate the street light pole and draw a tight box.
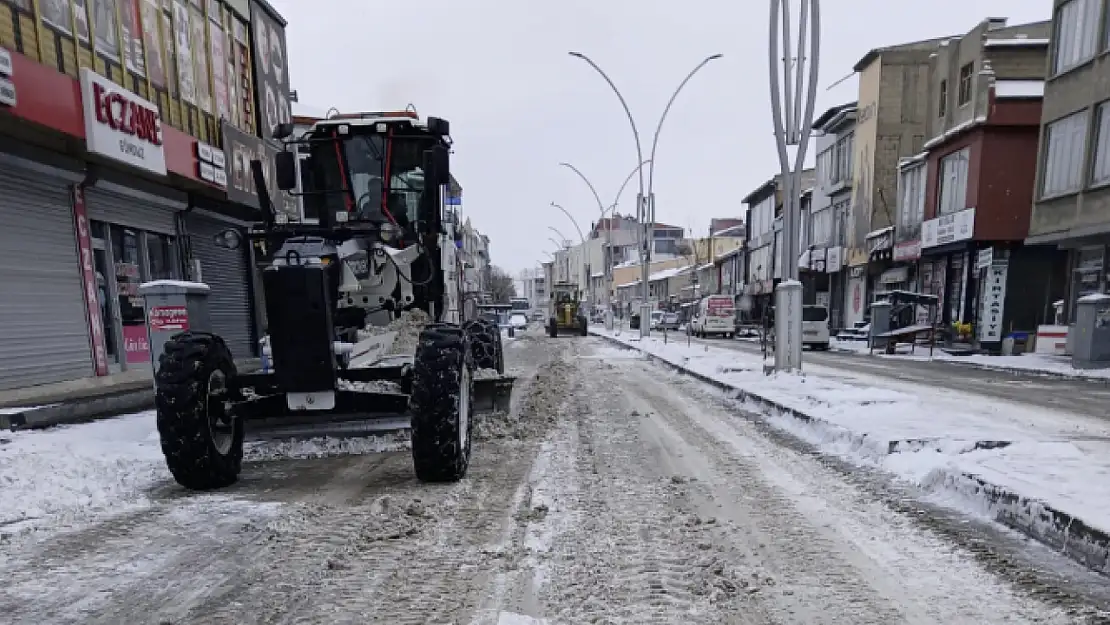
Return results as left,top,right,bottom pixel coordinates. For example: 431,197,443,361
570,51,722,336
560,160,651,330
769,0,820,372
550,201,588,305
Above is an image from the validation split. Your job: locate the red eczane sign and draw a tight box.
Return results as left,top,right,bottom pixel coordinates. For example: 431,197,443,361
91,81,162,146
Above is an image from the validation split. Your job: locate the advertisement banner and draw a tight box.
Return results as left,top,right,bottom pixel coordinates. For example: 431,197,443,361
40,0,73,35
93,0,121,60
221,121,297,217
160,8,177,96
139,0,165,87
190,4,211,113
209,21,229,120
120,0,145,76
249,0,290,138
71,186,110,376
172,1,196,104
122,323,151,364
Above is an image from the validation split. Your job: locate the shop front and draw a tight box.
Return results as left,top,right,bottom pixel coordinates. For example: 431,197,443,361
0,150,92,390
843,265,868,329
920,208,977,328
184,207,256,360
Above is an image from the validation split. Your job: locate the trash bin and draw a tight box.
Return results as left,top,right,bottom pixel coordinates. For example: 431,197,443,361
138,280,213,378
630,313,641,330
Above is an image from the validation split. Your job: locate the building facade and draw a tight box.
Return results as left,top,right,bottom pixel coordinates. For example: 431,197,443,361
919,18,1065,344
1028,0,1110,325
742,169,815,320
848,38,947,329
0,0,291,390
813,102,857,329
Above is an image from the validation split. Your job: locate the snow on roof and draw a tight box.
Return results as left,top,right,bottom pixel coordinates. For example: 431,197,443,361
865,225,894,240
648,265,692,282
696,262,714,271
983,37,1049,47
994,80,1044,98
922,115,988,151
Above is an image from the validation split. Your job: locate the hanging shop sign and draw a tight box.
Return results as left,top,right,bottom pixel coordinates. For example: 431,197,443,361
976,247,993,270
79,68,166,175
825,246,842,273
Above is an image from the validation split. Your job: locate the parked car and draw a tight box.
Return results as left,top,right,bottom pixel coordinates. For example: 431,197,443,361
509,313,529,330
649,310,665,330
659,312,681,331
802,305,831,350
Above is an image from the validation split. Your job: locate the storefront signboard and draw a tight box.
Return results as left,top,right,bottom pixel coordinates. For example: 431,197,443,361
72,186,110,376
122,324,151,364
825,246,841,273
0,46,14,107
221,121,297,217
249,0,291,138
977,261,1008,343
79,68,166,175
893,239,920,262
922,207,975,249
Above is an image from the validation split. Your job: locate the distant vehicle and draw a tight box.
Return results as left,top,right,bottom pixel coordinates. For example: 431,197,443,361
802,305,831,350
691,295,736,338
649,310,665,330
659,312,681,331
509,313,528,329
531,309,546,322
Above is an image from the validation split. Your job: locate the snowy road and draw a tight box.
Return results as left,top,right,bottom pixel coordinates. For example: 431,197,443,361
690,334,1110,416
1,333,1107,624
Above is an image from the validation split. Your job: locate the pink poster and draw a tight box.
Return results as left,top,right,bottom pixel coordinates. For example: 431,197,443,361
122,323,151,364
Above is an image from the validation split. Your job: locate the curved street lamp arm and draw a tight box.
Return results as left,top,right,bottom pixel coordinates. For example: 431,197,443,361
605,159,651,218
547,226,570,245
559,162,606,217
548,236,567,250
646,53,723,197
794,0,821,172
568,52,647,195
550,202,586,244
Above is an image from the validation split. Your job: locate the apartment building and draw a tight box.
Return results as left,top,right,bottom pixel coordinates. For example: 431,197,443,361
813,102,857,329
742,169,816,318
914,17,1067,345
1028,0,1110,324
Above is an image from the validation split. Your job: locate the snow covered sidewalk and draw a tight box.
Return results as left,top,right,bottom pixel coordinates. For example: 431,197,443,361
592,328,1110,573
831,337,1110,382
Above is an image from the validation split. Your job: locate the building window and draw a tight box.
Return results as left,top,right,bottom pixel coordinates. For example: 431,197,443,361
832,133,853,185
898,163,927,229
938,80,947,117
937,148,970,215
1042,110,1089,197
1091,101,1110,186
957,63,974,106
1054,0,1101,74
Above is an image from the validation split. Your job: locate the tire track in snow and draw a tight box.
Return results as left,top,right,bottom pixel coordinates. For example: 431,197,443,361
613,352,1087,624
524,351,770,624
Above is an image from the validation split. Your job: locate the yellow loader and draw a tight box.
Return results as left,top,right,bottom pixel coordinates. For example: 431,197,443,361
547,283,588,337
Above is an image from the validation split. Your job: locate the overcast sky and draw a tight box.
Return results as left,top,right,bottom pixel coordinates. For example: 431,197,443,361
269,0,1050,275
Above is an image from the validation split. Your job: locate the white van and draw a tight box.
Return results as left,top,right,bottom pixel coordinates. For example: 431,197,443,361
692,295,736,338
802,305,831,350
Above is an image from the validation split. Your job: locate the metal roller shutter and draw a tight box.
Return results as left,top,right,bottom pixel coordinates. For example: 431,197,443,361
186,214,255,360
0,170,93,390
85,187,178,234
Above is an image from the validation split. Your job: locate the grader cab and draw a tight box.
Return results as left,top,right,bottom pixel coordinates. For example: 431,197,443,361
547,282,588,338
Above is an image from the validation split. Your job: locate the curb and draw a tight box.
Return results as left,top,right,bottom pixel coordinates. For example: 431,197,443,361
591,331,1110,575
939,358,1110,385
0,387,154,431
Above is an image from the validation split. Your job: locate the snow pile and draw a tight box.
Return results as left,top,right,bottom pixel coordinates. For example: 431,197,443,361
246,433,409,460
476,360,574,441
337,379,404,393
357,308,431,355
592,328,1110,550
0,411,165,535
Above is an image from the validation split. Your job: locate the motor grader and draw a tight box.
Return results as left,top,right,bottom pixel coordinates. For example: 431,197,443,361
547,282,588,337
151,110,513,490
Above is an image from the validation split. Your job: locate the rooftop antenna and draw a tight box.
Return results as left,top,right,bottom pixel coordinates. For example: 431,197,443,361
325,107,341,119
405,102,419,116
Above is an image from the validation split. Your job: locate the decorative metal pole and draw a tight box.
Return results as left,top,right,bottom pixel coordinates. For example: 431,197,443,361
769,0,820,372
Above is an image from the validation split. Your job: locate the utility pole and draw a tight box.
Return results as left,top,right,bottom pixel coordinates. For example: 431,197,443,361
769,0,820,372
